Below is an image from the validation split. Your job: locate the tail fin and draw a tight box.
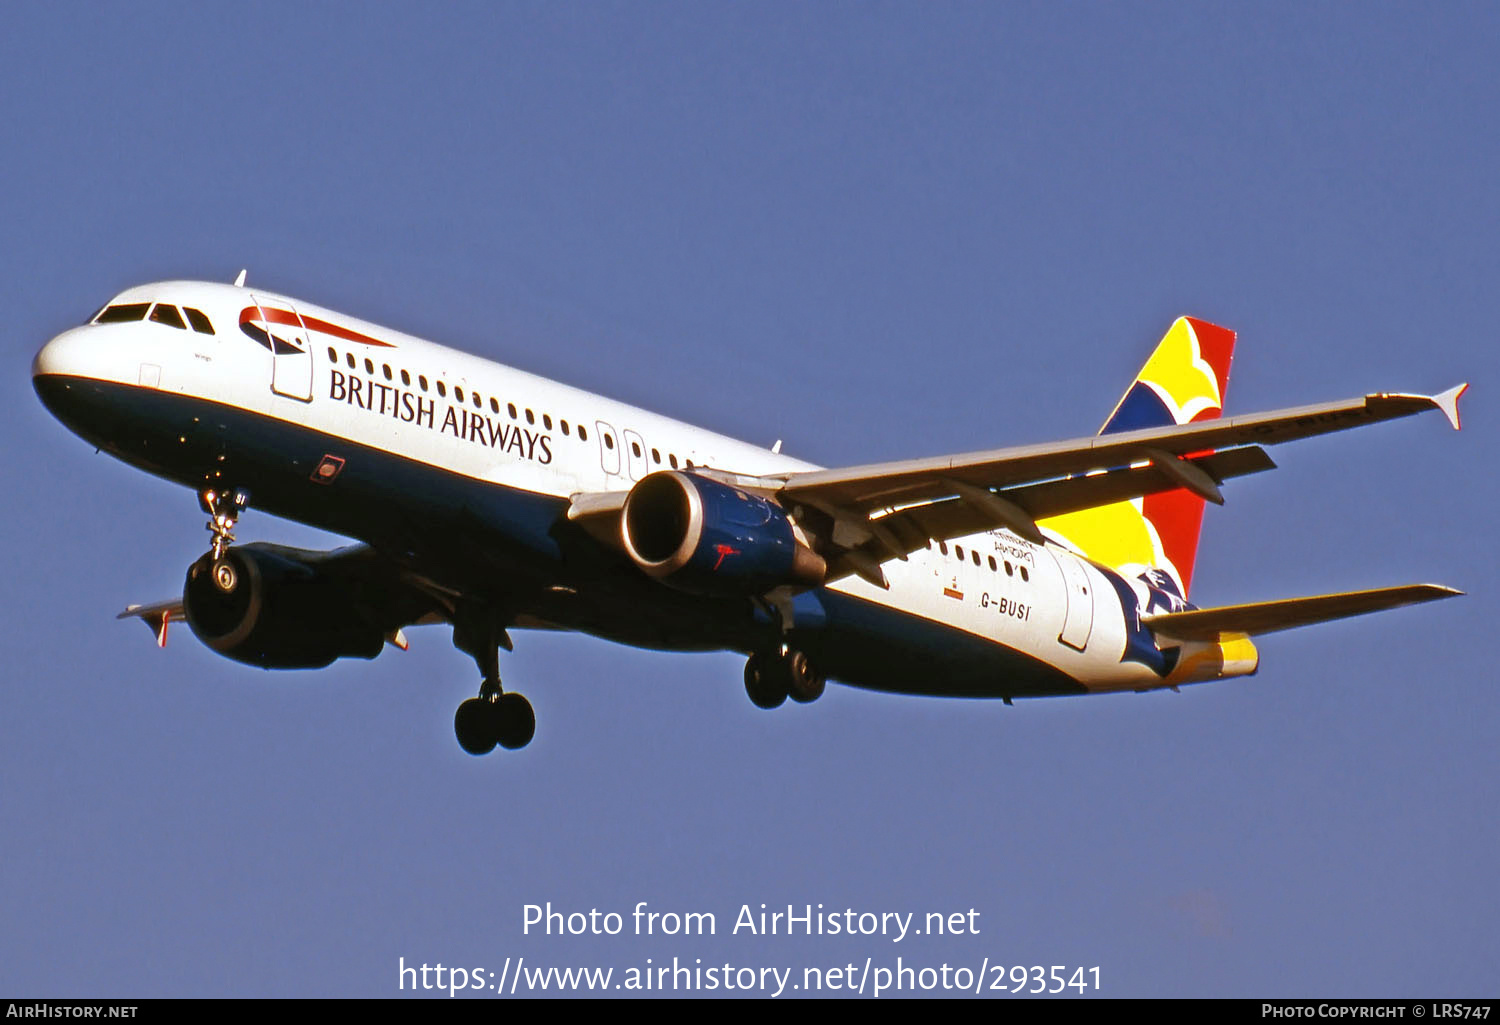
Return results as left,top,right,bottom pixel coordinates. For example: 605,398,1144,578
1037,316,1236,599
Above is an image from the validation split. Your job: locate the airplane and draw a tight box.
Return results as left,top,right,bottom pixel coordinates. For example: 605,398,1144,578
32,275,1467,755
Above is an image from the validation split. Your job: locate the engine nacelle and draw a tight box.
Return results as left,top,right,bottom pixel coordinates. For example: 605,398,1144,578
621,471,826,595
183,543,385,669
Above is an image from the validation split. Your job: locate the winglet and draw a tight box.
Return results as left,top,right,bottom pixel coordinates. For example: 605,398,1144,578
1433,382,1468,431
117,600,183,648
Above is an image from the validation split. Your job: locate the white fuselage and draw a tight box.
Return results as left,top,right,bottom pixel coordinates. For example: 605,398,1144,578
36,280,1199,697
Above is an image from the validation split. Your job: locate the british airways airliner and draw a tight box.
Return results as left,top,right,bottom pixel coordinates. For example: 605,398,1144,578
32,275,1466,754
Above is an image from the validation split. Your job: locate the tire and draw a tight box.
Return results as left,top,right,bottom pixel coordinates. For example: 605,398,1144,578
786,649,826,704
744,652,788,710
454,697,498,755
212,557,239,593
495,693,536,750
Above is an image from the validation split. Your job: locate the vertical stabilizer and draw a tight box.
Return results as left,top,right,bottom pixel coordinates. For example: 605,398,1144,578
1037,317,1236,599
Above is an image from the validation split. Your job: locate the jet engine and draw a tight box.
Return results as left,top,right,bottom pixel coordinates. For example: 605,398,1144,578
182,543,386,669
621,471,825,595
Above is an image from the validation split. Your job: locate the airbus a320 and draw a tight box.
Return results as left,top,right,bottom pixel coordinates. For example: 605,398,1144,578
32,276,1466,754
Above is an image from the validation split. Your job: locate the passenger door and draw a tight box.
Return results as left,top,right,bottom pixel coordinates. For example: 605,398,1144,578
254,294,313,402
1049,549,1095,651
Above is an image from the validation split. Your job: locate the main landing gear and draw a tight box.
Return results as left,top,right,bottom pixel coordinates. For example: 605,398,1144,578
452,610,535,755
454,688,536,756
744,646,825,710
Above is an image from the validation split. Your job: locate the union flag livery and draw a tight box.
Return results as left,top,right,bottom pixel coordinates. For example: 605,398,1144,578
1040,316,1235,600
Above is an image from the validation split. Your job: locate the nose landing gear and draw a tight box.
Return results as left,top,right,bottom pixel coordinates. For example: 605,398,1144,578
199,487,251,560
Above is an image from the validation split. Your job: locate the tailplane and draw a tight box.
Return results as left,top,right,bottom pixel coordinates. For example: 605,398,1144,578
1142,584,1462,642
1141,584,1461,687
1038,316,1236,600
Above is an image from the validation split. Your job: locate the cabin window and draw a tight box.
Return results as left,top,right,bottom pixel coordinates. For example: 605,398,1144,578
183,307,215,334
578,425,588,441
543,414,552,430
382,364,392,381
346,353,356,369
955,545,965,561
1004,561,1013,576
669,454,678,469
651,448,661,464
401,369,411,386
525,409,535,425
327,347,338,363
604,434,614,450
988,556,997,572
455,387,465,402
490,397,500,414
149,304,187,329
938,542,949,556
418,375,428,392
472,391,482,409
630,441,641,458
96,303,151,323
507,403,517,420
1019,566,1029,582
972,550,981,567
561,420,570,436
364,358,374,375
437,381,447,397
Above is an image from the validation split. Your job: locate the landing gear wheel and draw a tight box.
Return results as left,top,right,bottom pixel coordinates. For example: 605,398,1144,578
454,697,498,756
785,649,826,704
211,557,239,593
495,692,536,750
744,652,788,710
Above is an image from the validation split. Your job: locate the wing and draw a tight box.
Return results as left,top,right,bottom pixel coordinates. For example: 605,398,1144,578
118,599,183,648
1141,584,1462,642
564,384,1465,589
771,385,1466,585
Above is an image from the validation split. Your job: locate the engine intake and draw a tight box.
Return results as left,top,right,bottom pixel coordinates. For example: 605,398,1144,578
621,471,825,595
183,543,385,669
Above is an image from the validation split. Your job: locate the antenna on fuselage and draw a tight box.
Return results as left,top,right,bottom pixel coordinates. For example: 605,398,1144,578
771,439,783,454
233,269,247,287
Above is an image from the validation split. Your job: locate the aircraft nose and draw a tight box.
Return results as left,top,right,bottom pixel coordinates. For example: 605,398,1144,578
32,326,89,380
32,325,116,431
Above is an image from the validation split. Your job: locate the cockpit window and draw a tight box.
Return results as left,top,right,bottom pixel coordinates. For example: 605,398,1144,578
149,304,187,329
95,303,151,323
183,307,215,334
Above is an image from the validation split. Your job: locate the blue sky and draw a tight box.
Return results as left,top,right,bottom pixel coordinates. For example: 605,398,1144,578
2,2,1494,998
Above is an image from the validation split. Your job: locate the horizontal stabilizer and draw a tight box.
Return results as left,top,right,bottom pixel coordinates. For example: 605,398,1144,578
1142,584,1462,642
